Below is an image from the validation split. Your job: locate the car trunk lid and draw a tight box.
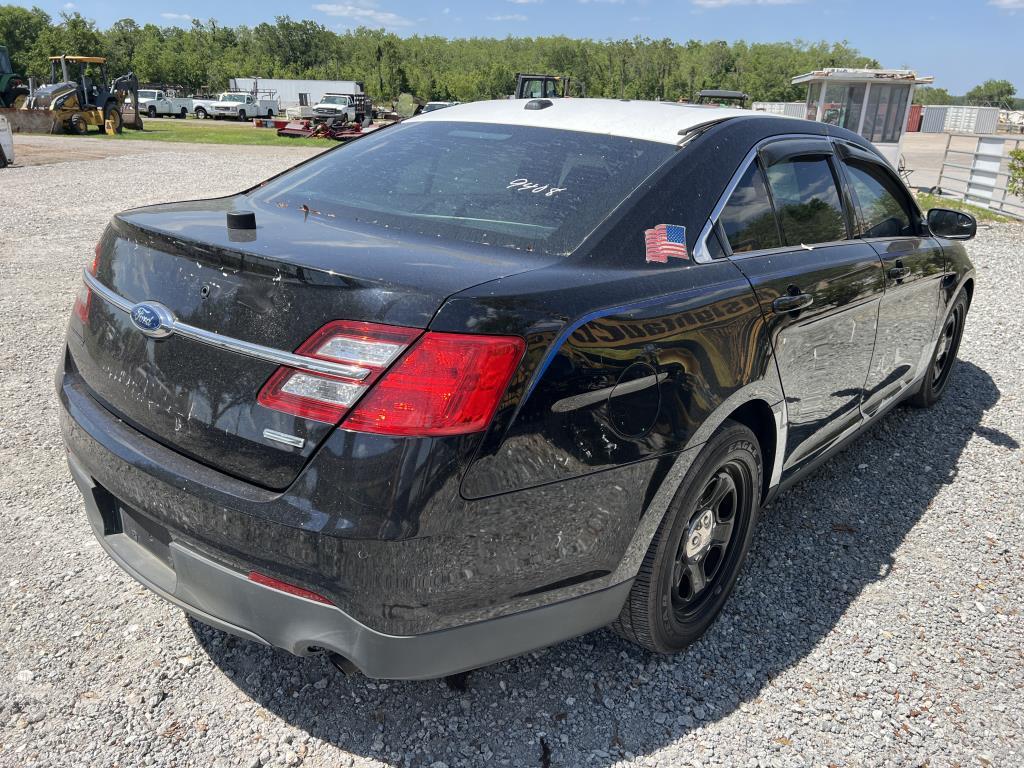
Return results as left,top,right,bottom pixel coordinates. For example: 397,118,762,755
68,196,553,489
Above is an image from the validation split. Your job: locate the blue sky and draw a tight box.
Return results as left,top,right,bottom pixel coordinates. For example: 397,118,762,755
25,0,1023,94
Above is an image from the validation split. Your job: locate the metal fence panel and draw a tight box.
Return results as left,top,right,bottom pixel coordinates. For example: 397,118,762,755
936,133,1024,219
921,106,948,133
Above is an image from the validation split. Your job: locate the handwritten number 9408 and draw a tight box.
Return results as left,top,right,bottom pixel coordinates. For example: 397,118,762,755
506,178,568,198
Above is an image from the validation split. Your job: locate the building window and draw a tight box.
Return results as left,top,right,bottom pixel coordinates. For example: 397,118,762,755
805,82,821,121
862,84,910,144
821,83,866,132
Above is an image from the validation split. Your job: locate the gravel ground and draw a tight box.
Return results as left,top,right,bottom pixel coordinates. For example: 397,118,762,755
1,139,1022,768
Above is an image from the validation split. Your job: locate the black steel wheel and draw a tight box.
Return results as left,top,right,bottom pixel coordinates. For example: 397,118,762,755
147,105,157,118
909,289,969,408
613,420,761,653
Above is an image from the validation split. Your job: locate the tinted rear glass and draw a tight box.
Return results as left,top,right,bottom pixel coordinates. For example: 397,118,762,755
764,157,847,246
251,121,676,255
719,161,781,253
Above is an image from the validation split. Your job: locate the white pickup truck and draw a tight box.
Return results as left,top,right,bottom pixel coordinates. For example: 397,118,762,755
200,92,279,121
135,89,192,119
311,93,371,123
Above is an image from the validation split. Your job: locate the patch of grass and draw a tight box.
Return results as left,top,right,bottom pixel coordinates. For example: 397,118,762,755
914,192,1015,224
94,118,336,148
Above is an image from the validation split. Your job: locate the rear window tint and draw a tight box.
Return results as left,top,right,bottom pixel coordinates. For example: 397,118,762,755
718,161,781,253
764,157,847,246
251,121,676,256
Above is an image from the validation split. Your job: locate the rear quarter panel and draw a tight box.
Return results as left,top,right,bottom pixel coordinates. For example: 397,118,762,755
438,261,780,500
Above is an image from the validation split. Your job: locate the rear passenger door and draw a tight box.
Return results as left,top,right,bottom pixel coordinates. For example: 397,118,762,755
711,137,885,475
833,142,946,416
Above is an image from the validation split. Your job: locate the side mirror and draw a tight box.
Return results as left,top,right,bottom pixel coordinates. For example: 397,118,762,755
927,208,977,240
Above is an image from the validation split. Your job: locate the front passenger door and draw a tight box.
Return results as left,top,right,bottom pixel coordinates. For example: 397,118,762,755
719,138,885,476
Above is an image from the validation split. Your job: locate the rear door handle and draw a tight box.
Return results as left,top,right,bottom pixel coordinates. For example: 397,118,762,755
772,293,813,314
888,266,911,280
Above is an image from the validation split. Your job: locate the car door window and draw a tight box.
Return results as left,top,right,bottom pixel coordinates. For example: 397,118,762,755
842,160,915,238
764,156,847,246
718,161,782,253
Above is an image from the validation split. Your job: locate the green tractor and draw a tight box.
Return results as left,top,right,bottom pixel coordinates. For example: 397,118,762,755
0,45,30,108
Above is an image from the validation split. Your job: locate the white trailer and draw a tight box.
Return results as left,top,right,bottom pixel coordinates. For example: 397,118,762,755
230,77,364,109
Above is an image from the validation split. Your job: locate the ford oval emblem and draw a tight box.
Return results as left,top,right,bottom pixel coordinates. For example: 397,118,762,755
129,301,174,339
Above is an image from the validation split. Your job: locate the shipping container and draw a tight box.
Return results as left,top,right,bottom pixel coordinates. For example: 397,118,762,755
907,103,923,132
921,106,948,133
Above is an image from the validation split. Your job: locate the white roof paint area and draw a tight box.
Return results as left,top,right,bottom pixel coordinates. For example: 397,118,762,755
409,98,795,145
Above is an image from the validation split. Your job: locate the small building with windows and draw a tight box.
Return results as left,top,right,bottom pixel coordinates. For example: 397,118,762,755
793,68,933,166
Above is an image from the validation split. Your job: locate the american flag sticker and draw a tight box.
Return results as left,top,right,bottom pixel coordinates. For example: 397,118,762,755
644,224,689,263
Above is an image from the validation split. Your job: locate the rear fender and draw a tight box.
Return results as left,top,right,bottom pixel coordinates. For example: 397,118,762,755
603,378,785,585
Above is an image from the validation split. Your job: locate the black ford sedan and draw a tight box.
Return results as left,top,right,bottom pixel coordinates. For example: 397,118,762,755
59,98,975,679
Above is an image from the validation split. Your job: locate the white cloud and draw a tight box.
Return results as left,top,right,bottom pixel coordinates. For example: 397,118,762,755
488,13,528,20
988,0,1024,8
692,0,801,6
312,2,414,28
62,2,76,9
160,12,193,21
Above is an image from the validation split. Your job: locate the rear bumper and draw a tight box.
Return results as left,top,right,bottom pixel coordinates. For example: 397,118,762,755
58,356,634,678
68,453,629,679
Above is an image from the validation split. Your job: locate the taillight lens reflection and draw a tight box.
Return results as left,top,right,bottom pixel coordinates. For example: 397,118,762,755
257,320,525,436
257,320,421,424
73,243,100,324
343,332,525,436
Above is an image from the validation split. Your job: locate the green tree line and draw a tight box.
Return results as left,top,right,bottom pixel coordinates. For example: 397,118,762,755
1,5,1015,108
1,6,881,103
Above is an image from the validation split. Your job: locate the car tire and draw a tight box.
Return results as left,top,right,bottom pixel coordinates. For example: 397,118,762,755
267,109,274,118
178,108,186,119
908,288,969,408
238,110,247,122
0,147,8,168
613,419,761,653
147,105,157,118
195,108,207,120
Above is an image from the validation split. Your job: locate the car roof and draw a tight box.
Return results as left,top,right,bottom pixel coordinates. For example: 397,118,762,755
409,97,799,145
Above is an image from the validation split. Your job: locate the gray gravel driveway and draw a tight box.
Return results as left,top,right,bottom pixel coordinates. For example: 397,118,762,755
1,139,1021,768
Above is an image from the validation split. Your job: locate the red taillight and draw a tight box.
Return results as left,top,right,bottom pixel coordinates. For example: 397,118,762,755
73,244,100,323
257,321,525,436
247,571,333,605
257,320,421,424
343,332,525,436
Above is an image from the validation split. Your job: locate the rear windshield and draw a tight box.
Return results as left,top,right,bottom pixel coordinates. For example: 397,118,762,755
250,121,676,255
